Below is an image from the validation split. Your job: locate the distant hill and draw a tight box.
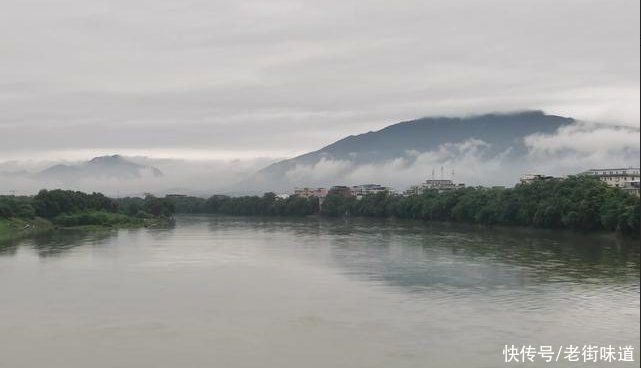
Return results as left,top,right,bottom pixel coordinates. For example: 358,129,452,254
36,155,163,182
237,111,575,192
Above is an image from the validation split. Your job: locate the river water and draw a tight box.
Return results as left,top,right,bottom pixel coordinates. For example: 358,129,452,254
0,215,639,367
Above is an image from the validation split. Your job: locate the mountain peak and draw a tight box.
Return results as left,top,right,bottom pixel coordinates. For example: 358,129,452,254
88,154,125,164
239,110,576,193
38,155,163,181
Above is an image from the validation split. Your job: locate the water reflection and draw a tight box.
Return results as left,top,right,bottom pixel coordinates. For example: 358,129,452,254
0,215,638,368
0,229,117,258
31,229,120,257
200,215,639,289
0,226,180,258
3,216,638,289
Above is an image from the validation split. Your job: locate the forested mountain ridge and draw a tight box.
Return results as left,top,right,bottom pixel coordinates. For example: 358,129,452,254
238,111,575,192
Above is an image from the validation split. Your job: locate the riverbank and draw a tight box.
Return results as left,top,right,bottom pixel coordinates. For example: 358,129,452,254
1,189,176,243
168,176,640,237
51,211,175,228
0,215,174,243
0,217,54,241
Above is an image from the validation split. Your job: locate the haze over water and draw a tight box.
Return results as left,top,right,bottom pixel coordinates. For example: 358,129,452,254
1,215,639,367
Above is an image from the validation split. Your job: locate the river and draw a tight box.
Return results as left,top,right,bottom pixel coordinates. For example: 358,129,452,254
0,215,639,367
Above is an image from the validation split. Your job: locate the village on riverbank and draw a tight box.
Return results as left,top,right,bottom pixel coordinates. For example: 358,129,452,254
285,167,641,204
2,166,640,241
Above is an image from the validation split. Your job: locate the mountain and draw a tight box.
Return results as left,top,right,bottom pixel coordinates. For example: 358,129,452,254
238,111,576,192
36,155,163,182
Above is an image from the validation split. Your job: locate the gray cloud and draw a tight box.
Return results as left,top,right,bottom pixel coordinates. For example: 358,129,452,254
1,121,638,195
275,123,640,190
0,156,278,196
0,0,639,161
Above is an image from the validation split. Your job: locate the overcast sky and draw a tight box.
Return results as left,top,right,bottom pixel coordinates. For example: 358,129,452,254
1,0,639,161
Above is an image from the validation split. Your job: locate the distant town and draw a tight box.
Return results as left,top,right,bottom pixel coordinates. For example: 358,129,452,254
287,167,641,203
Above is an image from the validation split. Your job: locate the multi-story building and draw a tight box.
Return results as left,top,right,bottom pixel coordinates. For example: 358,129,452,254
422,179,458,190
293,187,328,198
403,185,422,196
518,174,555,185
582,168,640,196
328,185,352,197
622,181,640,197
350,184,392,199
404,179,465,195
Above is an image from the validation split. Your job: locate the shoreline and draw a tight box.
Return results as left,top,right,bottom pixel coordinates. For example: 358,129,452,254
174,211,641,240
0,217,55,242
0,216,174,244
174,213,640,245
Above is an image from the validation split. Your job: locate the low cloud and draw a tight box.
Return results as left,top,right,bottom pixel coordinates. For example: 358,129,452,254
279,139,512,190
1,122,639,195
0,156,277,196
524,122,639,156
276,123,640,191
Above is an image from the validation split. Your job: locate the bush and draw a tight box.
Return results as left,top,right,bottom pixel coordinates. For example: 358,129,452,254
53,211,142,227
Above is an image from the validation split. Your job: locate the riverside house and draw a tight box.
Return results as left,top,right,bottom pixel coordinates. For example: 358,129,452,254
404,179,465,195
582,168,641,196
350,184,392,199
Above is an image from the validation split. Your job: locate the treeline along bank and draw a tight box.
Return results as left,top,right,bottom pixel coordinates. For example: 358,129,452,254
169,176,639,236
1,176,638,238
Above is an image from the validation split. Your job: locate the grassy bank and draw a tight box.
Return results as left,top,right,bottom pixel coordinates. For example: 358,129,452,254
52,210,174,228
0,214,173,243
0,217,54,241
0,189,175,243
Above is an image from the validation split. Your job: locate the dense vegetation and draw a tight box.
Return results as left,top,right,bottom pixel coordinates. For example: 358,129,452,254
171,176,639,236
0,189,175,233
321,176,639,235
169,193,319,216
2,176,638,238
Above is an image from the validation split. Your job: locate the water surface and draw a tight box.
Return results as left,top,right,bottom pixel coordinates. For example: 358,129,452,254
1,215,639,367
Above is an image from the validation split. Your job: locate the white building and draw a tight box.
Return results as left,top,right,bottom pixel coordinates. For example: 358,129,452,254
293,187,328,198
582,167,640,196
519,174,555,185
404,179,465,195
350,184,392,199
622,181,640,197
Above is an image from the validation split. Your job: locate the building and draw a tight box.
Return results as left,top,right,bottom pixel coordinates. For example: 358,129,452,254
622,181,640,197
350,184,392,199
582,168,640,188
403,185,423,196
293,187,328,198
582,168,640,196
519,174,555,185
404,179,465,196
422,179,459,190
328,185,353,197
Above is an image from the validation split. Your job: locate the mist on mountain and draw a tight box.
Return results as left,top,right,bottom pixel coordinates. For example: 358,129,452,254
238,111,640,193
1,111,638,196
